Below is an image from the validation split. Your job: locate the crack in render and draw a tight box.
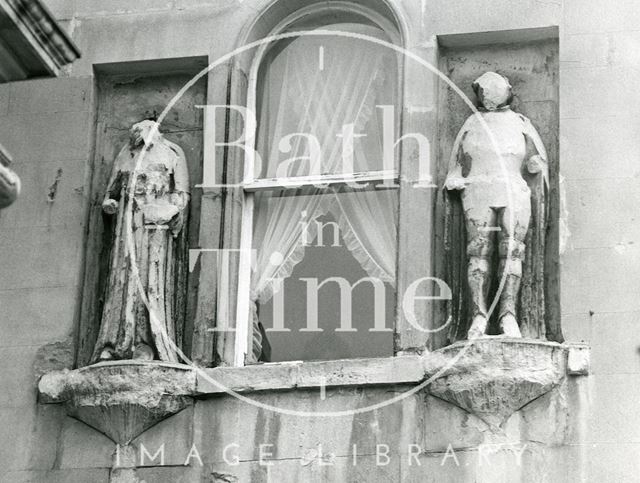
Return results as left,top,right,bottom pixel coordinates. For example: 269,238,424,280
47,168,63,203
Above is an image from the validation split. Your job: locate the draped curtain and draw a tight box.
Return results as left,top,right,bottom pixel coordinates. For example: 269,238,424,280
251,23,399,306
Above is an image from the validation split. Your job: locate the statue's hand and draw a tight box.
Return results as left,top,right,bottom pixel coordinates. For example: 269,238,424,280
527,155,545,174
102,199,118,214
445,176,468,191
142,202,179,225
169,211,185,238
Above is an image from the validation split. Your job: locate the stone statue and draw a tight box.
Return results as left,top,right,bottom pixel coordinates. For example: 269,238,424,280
444,72,549,341
91,120,189,363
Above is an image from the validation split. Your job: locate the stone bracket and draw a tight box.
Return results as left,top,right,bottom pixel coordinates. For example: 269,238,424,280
423,338,589,426
38,361,197,445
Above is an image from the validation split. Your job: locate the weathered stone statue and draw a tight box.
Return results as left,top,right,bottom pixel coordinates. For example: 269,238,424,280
444,72,549,341
91,120,189,363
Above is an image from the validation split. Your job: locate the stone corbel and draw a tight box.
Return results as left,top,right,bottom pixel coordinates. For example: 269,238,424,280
423,338,590,427
38,361,197,482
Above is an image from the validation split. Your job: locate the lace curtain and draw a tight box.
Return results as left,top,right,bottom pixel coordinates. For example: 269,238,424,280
251,23,399,306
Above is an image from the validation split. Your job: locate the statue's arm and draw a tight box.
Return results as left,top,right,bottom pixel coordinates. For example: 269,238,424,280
168,143,190,210
444,118,471,191
168,143,190,236
521,116,549,181
102,146,129,215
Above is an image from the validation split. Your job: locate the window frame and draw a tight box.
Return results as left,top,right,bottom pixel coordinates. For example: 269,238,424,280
233,3,405,366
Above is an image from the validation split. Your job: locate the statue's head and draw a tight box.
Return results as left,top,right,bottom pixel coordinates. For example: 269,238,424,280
472,72,512,111
129,120,161,148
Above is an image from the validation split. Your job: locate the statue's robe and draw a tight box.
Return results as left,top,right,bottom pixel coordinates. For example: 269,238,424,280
91,137,189,363
444,112,562,343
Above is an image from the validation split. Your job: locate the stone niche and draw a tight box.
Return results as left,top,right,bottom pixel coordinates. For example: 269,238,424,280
426,27,577,433
76,57,208,368
433,27,561,348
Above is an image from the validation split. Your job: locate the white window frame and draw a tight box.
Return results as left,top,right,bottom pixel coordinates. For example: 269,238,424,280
233,3,403,366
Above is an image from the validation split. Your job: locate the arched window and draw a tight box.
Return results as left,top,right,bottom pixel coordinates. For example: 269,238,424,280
236,5,402,364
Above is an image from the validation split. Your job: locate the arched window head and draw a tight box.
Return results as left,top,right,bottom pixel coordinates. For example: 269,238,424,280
254,11,401,178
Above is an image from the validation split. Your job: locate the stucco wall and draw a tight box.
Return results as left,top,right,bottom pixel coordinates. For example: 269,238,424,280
31,381,585,482
0,0,638,481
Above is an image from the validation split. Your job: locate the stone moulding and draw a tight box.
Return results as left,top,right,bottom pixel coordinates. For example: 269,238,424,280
424,338,584,426
0,0,81,78
0,143,12,167
38,361,196,445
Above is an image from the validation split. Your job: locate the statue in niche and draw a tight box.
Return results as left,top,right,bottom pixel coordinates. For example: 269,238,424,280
91,120,189,363
444,72,551,341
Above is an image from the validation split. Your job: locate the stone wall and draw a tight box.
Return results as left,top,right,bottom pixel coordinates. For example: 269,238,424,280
0,0,638,481
37,383,587,482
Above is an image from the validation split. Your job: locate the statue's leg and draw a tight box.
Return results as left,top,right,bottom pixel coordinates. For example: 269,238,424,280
463,200,497,339
497,191,531,337
132,225,159,361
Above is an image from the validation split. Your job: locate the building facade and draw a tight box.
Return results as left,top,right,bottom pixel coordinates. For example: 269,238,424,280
0,0,638,481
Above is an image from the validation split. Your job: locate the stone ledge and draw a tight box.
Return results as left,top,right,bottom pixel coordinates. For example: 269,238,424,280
195,340,589,395
37,340,590,441
196,355,426,394
39,360,196,404
38,361,196,445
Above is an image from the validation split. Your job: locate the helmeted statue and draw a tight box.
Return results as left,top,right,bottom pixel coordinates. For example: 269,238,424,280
444,72,551,341
91,120,189,363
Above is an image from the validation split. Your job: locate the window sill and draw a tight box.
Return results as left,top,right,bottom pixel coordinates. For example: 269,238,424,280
195,339,590,396
196,355,425,395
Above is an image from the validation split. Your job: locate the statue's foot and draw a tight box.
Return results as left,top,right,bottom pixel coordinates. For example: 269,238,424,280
132,344,155,361
98,347,116,361
499,314,522,338
467,315,488,339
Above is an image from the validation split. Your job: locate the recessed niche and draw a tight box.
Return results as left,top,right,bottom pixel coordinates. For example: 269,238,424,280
433,29,561,348
75,58,207,367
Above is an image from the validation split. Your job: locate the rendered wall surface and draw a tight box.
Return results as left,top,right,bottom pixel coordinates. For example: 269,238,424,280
0,0,638,481
29,382,587,482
